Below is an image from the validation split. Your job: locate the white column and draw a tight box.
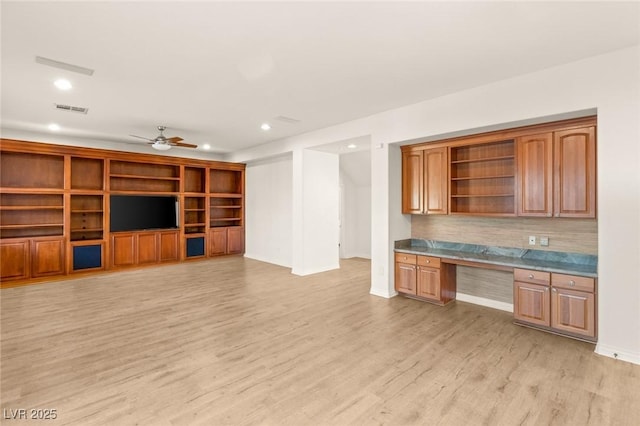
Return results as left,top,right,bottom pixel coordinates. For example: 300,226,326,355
291,148,340,276
370,139,411,297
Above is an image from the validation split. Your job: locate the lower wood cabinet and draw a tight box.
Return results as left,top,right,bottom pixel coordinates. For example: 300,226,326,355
209,226,244,256
394,253,456,305
110,230,179,268
0,237,65,281
513,268,596,341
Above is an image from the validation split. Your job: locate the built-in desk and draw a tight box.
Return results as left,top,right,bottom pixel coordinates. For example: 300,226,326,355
394,239,598,342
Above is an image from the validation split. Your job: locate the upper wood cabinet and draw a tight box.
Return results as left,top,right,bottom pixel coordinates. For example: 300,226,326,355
401,147,447,215
517,126,596,218
554,127,596,218
424,147,448,215
401,117,596,219
517,132,553,216
401,150,423,214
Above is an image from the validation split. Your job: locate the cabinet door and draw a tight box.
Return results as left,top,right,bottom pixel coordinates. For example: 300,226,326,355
112,233,136,267
227,227,244,254
402,150,423,214
159,231,179,262
209,228,228,256
424,147,448,215
31,238,65,277
554,127,596,218
395,262,417,295
517,133,553,217
137,233,159,264
0,240,30,281
551,287,595,338
513,281,550,327
417,266,441,301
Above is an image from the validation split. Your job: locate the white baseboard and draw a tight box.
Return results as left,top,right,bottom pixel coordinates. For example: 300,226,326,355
595,343,640,365
291,263,340,276
243,253,291,269
456,292,514,313
370,287,397,299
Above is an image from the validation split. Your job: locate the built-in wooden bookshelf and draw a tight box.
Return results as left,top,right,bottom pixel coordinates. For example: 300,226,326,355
449,140,516,215
0,139,245,286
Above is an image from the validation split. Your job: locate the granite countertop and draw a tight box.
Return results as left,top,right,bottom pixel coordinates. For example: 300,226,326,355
394,239,597,277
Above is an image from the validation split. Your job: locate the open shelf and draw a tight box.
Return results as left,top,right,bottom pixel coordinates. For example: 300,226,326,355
450,140,516,215
70,194,104,241
71,157,104,190
110,160,180,192
0,152,64,189
0,193,64,238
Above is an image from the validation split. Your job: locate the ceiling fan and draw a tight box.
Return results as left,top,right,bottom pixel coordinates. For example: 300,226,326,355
130,126,197,151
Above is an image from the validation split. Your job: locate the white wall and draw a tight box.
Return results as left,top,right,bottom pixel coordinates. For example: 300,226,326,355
244,154,293,267
339,150,372,259
228,46,640,364
292,149,340,275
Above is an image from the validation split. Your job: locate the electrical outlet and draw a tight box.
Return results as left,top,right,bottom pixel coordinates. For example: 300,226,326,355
540,236,549,247
528,236,536,246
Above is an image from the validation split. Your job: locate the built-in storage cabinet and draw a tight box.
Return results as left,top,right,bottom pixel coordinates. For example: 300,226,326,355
401,148,448,215
0,239,30,281
554,127,596,218
394,253,417,294
0,237,65,281
111,230,179,268
513,268,596,341
209,226,244,256
449,140,516,215
517,133,553,216
0,139,245,287
401,151,423,214
517,126,596,218
394,253,456,305
402,117,596,218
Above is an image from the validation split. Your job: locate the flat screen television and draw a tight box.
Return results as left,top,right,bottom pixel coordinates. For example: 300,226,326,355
110,195,178,232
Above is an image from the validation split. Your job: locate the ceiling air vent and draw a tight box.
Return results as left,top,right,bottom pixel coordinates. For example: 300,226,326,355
54,103,89,114
274,115,301,125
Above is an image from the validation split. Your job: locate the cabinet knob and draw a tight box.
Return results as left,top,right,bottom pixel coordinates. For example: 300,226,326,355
425,260,430,263
552,288,557,292
528,274,534,279
569,280,575,286
545,288,549,292
403,256,407,260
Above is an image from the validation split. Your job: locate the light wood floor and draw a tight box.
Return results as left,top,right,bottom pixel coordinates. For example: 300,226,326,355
1,257,639,425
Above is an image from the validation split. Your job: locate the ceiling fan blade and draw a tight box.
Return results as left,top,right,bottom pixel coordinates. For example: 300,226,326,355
166,136,183,143
174,142,198,148
130,134,154,142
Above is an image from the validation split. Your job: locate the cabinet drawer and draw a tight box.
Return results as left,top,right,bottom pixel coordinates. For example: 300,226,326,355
395,253,417,264
514,268,550,285
417,255,440,268
552,273,595,293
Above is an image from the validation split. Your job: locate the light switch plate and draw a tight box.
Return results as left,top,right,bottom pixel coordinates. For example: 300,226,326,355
540,236,549,247
529,236,536,245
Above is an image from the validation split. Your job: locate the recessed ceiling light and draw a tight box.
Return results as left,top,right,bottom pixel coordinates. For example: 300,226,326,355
347,143,357,149
54,78,72,90
202,144,211,150
48,123,61,131
261,123,271,131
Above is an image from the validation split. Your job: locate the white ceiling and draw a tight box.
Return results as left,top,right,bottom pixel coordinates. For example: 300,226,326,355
2,1,639,156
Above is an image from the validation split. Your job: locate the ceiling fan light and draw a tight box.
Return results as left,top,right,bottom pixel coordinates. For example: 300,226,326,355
152,142,171,151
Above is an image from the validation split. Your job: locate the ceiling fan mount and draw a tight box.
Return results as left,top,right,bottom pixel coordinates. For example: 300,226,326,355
130,126,197,150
